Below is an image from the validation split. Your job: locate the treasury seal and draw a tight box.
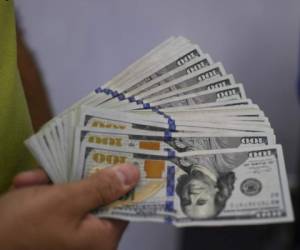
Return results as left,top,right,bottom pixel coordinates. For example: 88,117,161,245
240,178,262,196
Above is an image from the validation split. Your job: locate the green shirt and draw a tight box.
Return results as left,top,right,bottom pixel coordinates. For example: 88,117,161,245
0,0,35,193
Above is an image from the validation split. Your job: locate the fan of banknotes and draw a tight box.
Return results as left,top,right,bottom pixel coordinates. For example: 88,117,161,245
25,36,294,227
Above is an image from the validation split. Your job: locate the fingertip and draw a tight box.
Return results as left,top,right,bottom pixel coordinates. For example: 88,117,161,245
12,169,50,188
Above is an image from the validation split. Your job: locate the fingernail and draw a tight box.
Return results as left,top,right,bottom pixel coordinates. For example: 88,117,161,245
114,164,139,186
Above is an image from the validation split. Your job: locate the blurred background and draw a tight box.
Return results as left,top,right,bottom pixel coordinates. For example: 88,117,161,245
15,0,300,249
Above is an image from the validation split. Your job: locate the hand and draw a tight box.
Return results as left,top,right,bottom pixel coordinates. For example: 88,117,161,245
0,164,139,250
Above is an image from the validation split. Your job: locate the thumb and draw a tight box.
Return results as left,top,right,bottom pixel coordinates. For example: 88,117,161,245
66,164,140,215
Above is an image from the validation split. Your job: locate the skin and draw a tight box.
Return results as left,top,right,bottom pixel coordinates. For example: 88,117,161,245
181,174,218,219
0,164,140,250
17,29,53,131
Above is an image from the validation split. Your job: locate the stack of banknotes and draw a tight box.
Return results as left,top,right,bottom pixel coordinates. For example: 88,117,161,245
25,36,294,227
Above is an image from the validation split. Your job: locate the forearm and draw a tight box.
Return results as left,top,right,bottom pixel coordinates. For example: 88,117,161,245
16,29,53,131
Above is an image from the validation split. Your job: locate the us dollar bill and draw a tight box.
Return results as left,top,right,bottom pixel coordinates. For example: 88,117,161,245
80,108,272,133
78,37,191,109
117,84,247,111
78,144,169,222
100,43,204,108
172,145,294,226
112,62,228,110
151,84,246,110
78,144,293,226
71,127,275,179
143,74,236,104
114,44,203,95
75,128,275,157
131,54,214,98
138,62,228,103
82,105,270,128
157,99,255,113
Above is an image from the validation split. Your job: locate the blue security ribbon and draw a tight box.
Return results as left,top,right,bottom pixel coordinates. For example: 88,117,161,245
164,165,175,224
128,96,136,102
164,148,176,158
164,131,172,141
103,88,111,94
165,200,174,212
117,93,126,100
143,103,151,109
166,165,175,196
167,118,176,131
94,87,103,93
112,90,119,97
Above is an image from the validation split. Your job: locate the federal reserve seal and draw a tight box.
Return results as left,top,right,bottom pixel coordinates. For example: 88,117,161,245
240,178,262,196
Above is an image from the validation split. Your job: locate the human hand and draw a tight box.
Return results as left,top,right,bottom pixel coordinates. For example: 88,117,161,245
12,168,51,188
0,164,139,250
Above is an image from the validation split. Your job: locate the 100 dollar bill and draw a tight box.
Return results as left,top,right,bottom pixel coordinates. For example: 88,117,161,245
75,128,275,156
77,144,293,226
